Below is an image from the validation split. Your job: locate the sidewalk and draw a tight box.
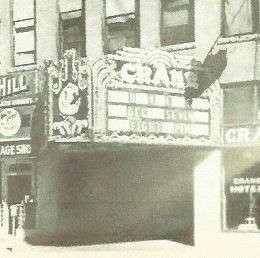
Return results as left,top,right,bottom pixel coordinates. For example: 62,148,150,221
0,236,260,258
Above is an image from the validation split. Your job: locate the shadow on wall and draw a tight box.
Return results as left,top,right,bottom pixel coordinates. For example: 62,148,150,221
26,147,198,246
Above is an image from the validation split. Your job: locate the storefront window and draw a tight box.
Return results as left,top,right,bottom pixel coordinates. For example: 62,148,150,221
224,151,260,232
105,0,139,53
161,0,194,46
222,0,259,36
13,0,36,66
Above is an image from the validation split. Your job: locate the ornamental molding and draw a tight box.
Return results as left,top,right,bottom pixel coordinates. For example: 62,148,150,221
202,80,221,144
218,34,260,45
107,47,202,71
93,132,214,147
46,49,92,142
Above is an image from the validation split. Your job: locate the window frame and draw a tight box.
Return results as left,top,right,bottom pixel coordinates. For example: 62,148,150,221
222,82,258,127
160,0,195,46
12,0,37,67
104,0,140,54
221,0,259,38
59,8,86,58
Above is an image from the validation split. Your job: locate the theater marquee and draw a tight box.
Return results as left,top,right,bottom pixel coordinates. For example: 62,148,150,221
93,48,215,145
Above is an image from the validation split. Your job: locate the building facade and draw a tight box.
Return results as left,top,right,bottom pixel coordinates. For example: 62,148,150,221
0,0,259,249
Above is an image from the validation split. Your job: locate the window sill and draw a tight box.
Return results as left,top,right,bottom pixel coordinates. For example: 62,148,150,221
8,63,38,73
161,42,195,52
218,33,260,45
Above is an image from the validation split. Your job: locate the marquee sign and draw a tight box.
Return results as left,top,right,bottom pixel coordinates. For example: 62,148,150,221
47,49,92,142
106,90,210,138
119,62,198,89
93,48,214,145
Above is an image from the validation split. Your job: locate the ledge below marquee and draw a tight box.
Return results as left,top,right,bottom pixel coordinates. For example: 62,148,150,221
93,133,218,147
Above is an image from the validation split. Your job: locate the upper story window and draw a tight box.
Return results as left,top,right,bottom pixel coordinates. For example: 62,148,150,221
223,84,255,125
222,83,260,127
105,0,139,53
59,0,85,57
161,0,194,46
12,0,36,66
222,0,259,36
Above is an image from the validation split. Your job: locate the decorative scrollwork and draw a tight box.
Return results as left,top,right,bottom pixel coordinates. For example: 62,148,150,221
46,49,92,142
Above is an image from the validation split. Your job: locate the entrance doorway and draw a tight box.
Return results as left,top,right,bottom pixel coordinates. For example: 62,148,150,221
7,175,32,205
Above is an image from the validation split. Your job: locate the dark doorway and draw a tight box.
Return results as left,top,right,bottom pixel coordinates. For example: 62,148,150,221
7,175,32,205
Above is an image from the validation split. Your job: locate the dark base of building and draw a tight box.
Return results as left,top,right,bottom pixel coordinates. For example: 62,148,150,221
26,145,208,247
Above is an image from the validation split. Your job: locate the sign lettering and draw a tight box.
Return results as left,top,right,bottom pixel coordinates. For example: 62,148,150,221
0,74,29,98
120,63,199,89
230,177,260,194
107,89,210,138
0,144,31,156
224,127,260,144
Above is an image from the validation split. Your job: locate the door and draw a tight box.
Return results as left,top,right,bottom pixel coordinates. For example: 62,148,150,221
7,175,32,205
